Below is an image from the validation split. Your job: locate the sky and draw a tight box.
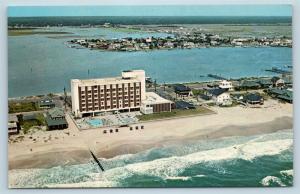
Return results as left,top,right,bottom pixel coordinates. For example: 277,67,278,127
8,5,292,17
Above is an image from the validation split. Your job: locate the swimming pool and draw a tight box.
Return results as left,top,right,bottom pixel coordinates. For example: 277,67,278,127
87,118,103,127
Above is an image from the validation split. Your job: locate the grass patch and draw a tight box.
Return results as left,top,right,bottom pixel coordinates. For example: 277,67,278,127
192,89,205,96
20,113,46,134
8,29,72,36
9,102,39,113
137,106,214,121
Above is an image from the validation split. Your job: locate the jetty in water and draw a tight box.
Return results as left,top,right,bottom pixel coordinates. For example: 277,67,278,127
89,150,105,171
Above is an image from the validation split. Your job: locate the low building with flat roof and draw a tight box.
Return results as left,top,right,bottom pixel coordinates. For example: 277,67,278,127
141,92,173,114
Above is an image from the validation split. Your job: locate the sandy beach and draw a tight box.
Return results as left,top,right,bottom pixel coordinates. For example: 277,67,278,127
8,99,293,170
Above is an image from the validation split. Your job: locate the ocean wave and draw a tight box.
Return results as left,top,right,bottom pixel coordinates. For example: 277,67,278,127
165,175,191,181
260,176,286,187
193,174,206,178
88,139,292,185
99,129,293,171
9,131,293,188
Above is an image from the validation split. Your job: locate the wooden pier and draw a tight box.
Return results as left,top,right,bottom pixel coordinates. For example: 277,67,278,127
207,74,228,80
265,67,292,74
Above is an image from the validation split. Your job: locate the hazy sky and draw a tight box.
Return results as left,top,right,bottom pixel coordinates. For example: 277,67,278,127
8,5,292,17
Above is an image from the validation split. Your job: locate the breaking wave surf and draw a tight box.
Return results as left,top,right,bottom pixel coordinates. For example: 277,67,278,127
9,130,293,188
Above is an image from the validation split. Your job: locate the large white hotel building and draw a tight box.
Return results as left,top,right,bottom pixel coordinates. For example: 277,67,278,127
71,70,146,117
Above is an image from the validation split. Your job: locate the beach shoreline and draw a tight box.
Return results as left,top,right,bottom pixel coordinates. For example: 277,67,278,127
8,99,293,170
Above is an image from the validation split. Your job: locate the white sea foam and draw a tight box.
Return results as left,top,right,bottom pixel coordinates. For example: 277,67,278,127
9,133,293,188
165,176,191,181
193,174,206,178
89,138,292,184
260,176,286,187
280,169,293,177
46,180,117,188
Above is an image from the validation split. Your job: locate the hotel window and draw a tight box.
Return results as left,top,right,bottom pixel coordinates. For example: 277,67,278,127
100,89,104,93
118,88,122,91
81,91,85,94
107,106,111,109
106,89,110,92
136,102,140,106
112,88,116,91
107,98,110,101
113,105,117,108
100,94,104,97
112,93,116,96
130,87,134,90
101,106,105,109
130,91,134,94
88,95,92,98
101,102,104,105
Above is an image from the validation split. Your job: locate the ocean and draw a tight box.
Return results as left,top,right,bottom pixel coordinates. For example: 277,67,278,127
8,26,292,98
9,129,293,188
